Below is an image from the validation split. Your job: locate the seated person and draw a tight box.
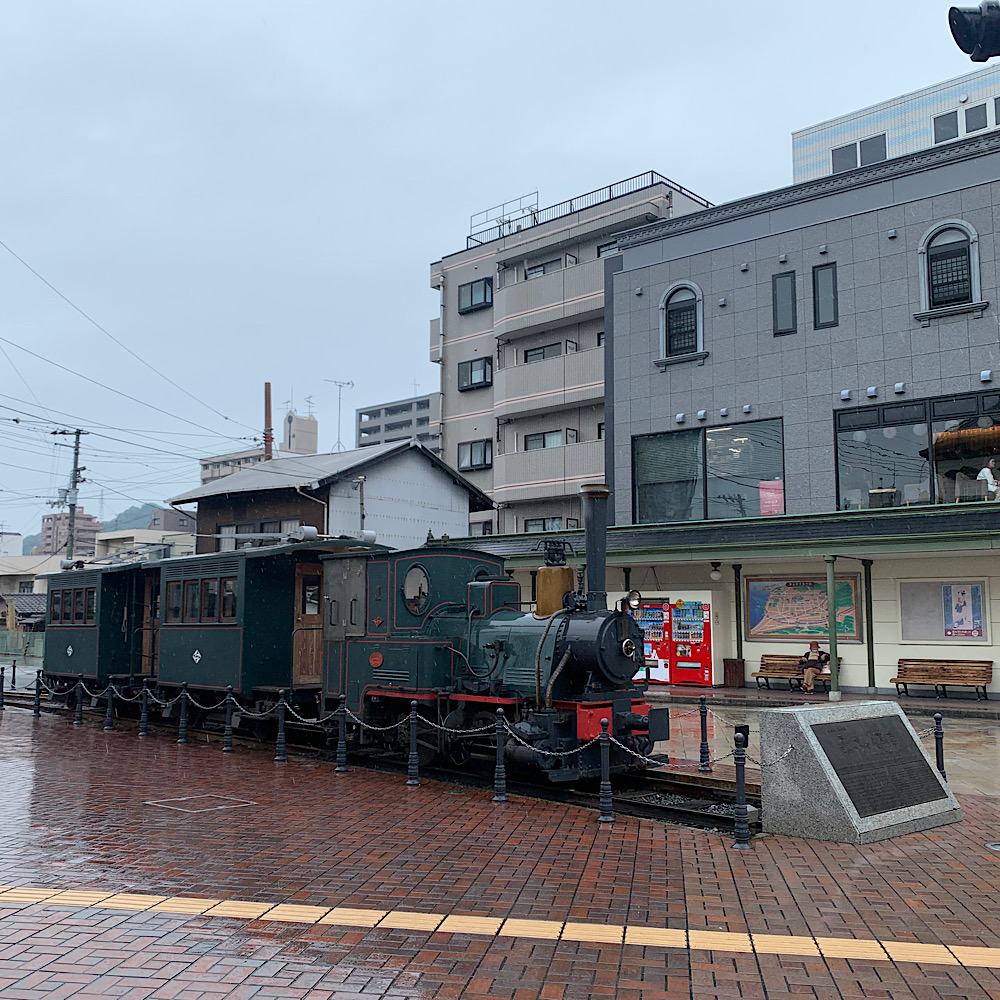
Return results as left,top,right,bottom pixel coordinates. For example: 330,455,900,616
798,641,831,693
977,458,999,499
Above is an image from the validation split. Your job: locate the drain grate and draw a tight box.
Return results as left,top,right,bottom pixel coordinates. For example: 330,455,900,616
145,794,257,813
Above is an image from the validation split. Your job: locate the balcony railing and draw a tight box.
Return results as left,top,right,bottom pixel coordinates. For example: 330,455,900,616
494,346,604,418
466,171,712,249
494,257,604,338
492,441,605,503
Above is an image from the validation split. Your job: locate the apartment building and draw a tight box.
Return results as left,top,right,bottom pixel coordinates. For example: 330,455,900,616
793,63,1000,182
199,411,319,485
356,392,442,453
37,509,101,556
429,172,712,535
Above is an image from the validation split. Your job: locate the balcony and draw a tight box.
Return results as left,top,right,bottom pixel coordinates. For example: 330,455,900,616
492,440,605,503
429,317,441,363
494,346,604,419
494,257,604,338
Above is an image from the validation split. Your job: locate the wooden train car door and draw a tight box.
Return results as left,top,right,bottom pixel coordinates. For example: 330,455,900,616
293,563,323,686
141,570,160,677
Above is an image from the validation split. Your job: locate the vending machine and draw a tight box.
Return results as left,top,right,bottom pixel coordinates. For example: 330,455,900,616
629,592,722,687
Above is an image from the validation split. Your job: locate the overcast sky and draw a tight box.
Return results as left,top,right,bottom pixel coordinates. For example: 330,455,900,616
0,0,983,544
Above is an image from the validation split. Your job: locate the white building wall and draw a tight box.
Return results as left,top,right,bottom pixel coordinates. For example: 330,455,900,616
324,449,473,549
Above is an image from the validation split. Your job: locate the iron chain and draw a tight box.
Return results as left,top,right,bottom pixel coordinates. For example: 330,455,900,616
502,721,601,759
745,745,795,768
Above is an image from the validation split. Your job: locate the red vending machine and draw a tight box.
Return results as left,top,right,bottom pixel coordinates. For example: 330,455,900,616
630,598,714,686
667,599,713,687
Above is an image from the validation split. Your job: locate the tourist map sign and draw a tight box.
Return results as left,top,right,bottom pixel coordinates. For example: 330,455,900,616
745,575,861,642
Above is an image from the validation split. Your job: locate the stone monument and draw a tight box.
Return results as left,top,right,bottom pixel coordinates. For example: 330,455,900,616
759,701,961,843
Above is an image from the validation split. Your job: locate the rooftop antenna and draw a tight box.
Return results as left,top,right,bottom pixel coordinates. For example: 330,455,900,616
324,379,354,452
304,395,314,414
412,379,420,396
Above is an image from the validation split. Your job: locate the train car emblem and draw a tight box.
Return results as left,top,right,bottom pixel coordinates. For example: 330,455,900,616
66,645,73,657
369,652,383,667
372,616,384,627
192,650,202,663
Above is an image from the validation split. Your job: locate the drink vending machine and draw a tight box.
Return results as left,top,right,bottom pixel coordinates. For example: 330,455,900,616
629,598,714,686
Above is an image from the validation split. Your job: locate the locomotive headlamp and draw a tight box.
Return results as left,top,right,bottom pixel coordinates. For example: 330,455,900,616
951,2,1000,60
625,589,642,609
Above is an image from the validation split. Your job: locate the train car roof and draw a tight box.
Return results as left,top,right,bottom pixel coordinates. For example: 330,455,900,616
319,544,506,563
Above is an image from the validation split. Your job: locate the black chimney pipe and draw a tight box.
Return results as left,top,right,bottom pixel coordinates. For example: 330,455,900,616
579,483,610,611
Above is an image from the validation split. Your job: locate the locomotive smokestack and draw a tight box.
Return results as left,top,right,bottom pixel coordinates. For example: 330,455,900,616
579,483,610,611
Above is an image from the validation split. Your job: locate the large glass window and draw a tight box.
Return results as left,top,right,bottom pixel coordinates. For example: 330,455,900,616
664,288,698,357
525,430,562,450
859,133,887,166
201,579,219,622
966,103,988,132
182,581,200,622
84,589,96,624
705,423,786,519
166,582,182,622
834,391,1000,509
524,343,561,364
633,428,706,523
221,578,237,621
458,439,492,470
525,258,562,279
927,229,972,308
934,111,959,143
772,272,796,335
831,143,858,173
524,517,563,532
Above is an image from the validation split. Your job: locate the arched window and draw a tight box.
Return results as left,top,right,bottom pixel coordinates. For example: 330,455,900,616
658,283,703,362
917,221,983,318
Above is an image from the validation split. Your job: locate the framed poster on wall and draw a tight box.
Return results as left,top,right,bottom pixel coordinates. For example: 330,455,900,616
745,575,862,642
898,580,988,642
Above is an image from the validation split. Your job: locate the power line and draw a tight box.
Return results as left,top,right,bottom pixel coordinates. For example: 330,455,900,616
0,340,251,440
0,236,257,432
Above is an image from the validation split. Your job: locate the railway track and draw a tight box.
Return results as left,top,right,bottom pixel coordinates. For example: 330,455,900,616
0,692,761,834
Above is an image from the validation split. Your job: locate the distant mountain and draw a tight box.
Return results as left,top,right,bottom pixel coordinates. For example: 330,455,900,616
105,503,161,531
22,532,40,555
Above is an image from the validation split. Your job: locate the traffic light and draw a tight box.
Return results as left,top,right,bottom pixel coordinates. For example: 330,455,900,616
950,2,1000,60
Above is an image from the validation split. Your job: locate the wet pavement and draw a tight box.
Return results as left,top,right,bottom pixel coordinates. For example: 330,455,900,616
2,705,1000,998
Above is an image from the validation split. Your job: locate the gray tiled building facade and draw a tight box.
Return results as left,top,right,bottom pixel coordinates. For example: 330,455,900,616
607,132,1000,527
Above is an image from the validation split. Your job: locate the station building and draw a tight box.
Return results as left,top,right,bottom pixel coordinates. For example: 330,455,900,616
479,130,1000,695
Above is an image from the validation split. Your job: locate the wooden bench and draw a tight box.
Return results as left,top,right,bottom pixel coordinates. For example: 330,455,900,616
890,658,992,700
751,654,840,692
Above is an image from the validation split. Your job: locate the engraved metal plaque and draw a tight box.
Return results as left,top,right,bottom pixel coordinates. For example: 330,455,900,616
811,716,947,818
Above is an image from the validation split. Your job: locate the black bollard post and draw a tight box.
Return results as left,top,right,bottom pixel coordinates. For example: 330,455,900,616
0,667,5,712
598,719,614,823
223,685,234,753
10,660,15,690
138,680,150,737
33,670,41,717
177,682,189,744
934,712,946,781
731,732,753,850
74,675,84,726
274,690,287,762
698,695,711,772
493,708,508,803
406,700,420,786
335,694,348,772
103,685,115,731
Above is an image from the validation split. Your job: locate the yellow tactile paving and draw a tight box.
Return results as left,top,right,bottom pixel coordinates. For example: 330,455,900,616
0,888,61,903
261,904,331,923
625,926,687,948
816,936,891,961
949,945,1000,968
500,918,564,940
46,891,115,907
377,910,444,931
688,930,755,953
561,921,625,944
882,941,960,965
99,893,168,910
0,884,996,971
151,898,222,915
752,933,821,956
318,907,388,927
203,900,274,919
437,914,503,935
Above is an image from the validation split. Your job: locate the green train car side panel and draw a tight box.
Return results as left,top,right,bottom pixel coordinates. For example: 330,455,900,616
331,639,453,709
158,626,243,689
45,627,100,678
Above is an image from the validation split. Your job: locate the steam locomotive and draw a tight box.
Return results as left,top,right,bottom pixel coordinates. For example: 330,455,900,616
41,485,668,782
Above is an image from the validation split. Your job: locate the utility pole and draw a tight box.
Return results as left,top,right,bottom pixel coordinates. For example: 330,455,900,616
52,429,87,562
324,379,354,452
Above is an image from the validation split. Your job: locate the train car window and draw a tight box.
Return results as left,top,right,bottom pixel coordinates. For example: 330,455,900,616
73,589,85,623
182,581,200,622
84,589,96,624
201,579,219,622
302,575,321,615
166,582,182,623
402,565,430,615
50,591,61,623
220,578,237,621
61,590,73,622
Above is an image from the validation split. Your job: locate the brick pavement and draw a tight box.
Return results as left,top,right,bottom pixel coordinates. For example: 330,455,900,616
2,708,1000,998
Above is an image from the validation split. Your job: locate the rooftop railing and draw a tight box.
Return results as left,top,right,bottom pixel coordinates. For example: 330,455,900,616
466,171,712,249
